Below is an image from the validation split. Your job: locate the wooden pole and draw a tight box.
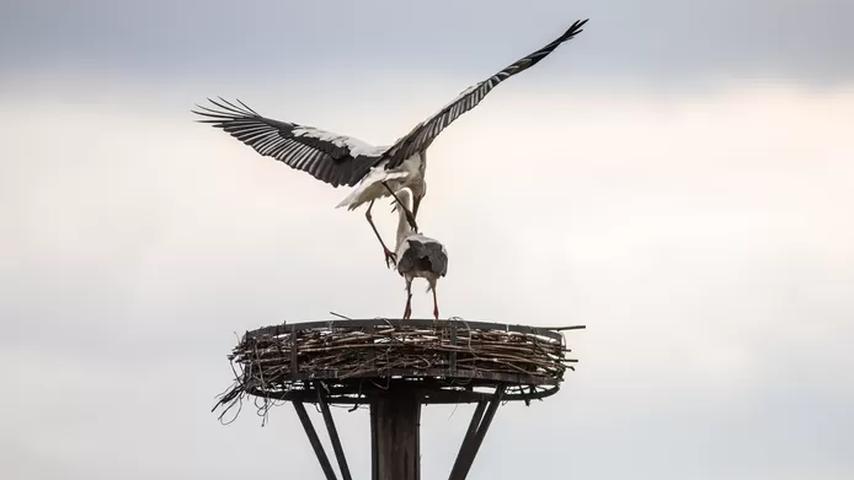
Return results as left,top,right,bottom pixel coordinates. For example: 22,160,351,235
370,385,421,480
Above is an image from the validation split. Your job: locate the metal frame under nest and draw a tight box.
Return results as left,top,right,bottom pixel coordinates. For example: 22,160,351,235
215,318,584,480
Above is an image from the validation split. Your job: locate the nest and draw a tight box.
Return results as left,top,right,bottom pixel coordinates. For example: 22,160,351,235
215,318,582,422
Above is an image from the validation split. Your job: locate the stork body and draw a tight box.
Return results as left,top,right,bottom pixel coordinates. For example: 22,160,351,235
194,20,587,266
337,153,426,265
336,152,426,212
392,189,448,320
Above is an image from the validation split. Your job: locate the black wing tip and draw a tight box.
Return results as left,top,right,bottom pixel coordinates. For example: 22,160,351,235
190,105,228,125
191,97,259,119
562,18,589,39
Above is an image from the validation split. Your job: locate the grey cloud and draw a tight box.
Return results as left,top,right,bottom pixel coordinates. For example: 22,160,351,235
1,0,852,86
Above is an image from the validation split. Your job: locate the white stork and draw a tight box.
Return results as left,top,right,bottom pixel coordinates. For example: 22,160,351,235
194,19,587,266
391,188,448,320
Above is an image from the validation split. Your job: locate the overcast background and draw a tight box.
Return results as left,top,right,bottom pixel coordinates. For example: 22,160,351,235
2,1,853,479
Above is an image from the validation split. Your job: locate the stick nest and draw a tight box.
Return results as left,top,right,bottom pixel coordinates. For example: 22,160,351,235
215,319,581,422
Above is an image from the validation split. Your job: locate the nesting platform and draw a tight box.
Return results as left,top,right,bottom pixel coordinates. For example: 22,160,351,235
216,318,583,480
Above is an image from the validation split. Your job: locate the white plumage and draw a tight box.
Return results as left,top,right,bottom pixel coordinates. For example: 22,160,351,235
392,189,448,320
193,20,587,268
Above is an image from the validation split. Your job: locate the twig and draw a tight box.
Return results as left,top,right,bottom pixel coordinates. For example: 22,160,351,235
214,318,577,422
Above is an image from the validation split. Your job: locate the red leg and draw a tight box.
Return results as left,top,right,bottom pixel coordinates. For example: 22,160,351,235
365,199,396,268
432,285,439,320
403,279,413,319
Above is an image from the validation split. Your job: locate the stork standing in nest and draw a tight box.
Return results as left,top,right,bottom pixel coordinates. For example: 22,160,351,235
391,188,447,320
193,20,588,267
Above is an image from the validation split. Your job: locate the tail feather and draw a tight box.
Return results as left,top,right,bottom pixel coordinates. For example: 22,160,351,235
335,171,409,209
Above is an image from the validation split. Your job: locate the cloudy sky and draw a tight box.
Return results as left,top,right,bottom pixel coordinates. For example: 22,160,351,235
2,1,853,479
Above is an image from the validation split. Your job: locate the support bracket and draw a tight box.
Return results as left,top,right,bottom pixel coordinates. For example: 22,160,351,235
293,400,338,480
448,384,506,480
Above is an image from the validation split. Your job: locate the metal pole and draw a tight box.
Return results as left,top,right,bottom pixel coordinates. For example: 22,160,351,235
316,382,353,480
293,400,338,480
448,400,487,479
448,385,505,480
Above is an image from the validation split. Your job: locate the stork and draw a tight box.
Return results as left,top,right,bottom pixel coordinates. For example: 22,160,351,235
194,19,587,266
391,188,448,320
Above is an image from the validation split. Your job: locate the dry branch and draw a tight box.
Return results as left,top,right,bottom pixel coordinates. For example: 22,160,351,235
215,319,582,421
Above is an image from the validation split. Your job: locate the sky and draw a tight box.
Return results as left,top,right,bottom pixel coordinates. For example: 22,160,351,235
2,1,853,479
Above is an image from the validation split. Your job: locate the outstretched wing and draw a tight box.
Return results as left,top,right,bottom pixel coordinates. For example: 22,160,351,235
193,98,387,187
385,19,588,167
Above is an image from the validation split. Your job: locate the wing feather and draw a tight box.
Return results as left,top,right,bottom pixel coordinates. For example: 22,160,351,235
385,19,588,167
193,98,387,187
